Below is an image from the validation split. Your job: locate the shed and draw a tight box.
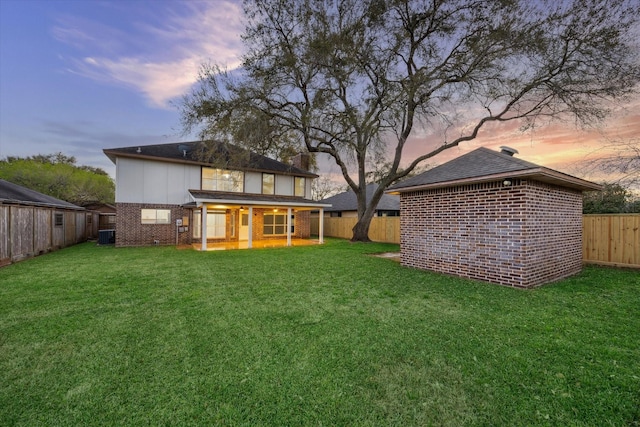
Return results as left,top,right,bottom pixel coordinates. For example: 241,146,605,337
83,202,117,231
0,179,90,266
387,147,601,288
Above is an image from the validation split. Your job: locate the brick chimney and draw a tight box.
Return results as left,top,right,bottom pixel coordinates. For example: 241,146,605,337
292,153,310,171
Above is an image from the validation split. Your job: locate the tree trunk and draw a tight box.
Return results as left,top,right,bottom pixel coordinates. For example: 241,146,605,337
351,182,387,242
351,195,379,242
351,214,373,242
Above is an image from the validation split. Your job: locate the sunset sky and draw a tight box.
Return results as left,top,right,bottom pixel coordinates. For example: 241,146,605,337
1,0,638,185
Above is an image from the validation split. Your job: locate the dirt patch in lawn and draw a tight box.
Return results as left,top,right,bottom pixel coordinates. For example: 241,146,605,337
371,252,401,262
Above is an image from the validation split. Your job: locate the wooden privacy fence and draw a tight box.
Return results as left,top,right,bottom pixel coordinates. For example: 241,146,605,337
311,216,401,244
583,214,639,268
312,214,639,267
0,204,97,267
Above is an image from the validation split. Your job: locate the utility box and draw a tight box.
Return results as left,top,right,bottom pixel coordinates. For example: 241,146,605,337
98,229,116,245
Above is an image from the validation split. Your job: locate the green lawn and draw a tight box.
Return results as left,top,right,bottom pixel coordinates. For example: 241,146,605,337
1,240,638,426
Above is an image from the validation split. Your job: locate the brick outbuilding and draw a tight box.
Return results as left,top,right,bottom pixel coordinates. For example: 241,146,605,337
387,147,601,288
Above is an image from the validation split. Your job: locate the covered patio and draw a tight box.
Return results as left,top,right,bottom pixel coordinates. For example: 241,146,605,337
188,190,331,251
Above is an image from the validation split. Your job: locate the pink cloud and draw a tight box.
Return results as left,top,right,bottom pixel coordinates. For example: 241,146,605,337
400,97,640,184
54,1,244,108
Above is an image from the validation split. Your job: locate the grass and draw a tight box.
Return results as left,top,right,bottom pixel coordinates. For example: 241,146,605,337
1,239,639,426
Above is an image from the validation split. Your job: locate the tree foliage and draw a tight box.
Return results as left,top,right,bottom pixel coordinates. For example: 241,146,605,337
583,183,640,214
179,0,640,241
0,153,115,206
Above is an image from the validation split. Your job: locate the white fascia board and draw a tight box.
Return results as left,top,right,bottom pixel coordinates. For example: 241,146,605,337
190,196,331,209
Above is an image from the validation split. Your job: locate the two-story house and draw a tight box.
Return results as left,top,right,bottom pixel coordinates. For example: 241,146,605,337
103,141,330,249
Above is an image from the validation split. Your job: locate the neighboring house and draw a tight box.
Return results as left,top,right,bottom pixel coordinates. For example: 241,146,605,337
316,183,400,218
387,146,601,288
103,141,330,249
0,179,93,266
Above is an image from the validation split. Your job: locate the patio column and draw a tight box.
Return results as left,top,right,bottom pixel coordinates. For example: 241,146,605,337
286,207,292,246
248,206,253,248
319,208,324,243
201,204,207,251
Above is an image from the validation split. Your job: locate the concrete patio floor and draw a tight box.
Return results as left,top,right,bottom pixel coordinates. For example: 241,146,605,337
189,238,323,251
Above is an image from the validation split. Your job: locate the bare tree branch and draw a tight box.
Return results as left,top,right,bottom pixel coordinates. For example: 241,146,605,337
178,0,640,241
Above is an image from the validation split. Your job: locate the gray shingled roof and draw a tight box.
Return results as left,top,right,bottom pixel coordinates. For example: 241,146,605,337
320,183,399,212
103,140,317,178
388,147,601,192
0,179,83,209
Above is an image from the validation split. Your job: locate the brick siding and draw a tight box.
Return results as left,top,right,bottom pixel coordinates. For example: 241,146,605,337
115,203,193,247
116,204,312,247
400,179,583,288
296,210,311,238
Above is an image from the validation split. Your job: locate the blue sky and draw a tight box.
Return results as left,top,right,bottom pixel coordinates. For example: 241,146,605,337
0,0,243,176
1,0,638,183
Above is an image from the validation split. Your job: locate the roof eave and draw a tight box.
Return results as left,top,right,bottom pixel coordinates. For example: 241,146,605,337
387,168,602,193
103,149,318,177
102,149,118,165
190,197,332,209
0,198,85,210
188,190,331,209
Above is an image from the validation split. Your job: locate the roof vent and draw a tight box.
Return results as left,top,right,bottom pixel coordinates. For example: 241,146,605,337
177,144,191,158
500,146,519,157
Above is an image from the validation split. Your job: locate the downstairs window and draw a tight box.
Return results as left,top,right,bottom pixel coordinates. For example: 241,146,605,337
263,212,294,235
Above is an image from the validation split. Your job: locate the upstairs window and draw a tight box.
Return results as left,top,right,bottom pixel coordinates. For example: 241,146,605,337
202,168,244,192
262,173,275,195
294,177,306,197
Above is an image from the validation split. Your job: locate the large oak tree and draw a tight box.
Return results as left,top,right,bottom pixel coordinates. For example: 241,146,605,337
180,0,640,241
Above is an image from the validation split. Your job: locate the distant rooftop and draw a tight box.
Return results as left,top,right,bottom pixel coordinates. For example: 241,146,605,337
0,179,83,209
320,183,399,212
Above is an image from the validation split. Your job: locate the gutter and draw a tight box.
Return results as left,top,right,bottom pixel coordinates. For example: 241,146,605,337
387,168,602,194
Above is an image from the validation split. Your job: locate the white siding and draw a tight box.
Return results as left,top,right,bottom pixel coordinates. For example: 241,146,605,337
115,158,200,204
167,163,199,202
143,162,168,202
276,175,293,196
245,171,262,194
116,158,143,202
115,157,315,202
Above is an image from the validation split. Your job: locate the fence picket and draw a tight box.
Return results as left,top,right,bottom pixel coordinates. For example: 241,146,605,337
313,214,639,267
